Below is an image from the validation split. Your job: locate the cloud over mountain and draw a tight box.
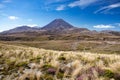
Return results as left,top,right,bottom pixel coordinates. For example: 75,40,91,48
8,16,19,20
93,24,115,29
95,2,120,14
68,0,98,8
56,5,66,11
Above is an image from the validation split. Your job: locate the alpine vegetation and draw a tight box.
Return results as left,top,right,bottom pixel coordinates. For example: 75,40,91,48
0,43,120,80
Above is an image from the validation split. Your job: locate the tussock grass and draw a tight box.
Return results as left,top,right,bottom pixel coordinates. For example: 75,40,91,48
0,43,120,80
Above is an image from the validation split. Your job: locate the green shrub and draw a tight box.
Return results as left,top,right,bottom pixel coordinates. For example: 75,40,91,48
58,56,66,61
16,61,28,67
57,72,64,79
30,56,41,63
103,69,114,78
41,74,54,80
42,64,54,71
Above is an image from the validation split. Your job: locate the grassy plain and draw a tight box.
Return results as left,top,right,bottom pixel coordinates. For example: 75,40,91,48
0,43,120,80
1,40,120,54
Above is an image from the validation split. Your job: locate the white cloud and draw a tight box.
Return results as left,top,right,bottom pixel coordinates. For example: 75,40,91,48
68,0,98,8
17,24,38,27
8,16,19,20
27,24,38,27
93,24,115,29
95,3,120,13
56,5,66,11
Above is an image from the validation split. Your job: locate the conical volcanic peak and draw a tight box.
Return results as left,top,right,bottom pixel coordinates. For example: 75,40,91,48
42,19,75,30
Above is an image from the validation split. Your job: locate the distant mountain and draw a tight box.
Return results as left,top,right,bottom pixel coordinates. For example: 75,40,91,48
0,19,120,41
0,19,77,34
42,19,75,30
1,26,40,34
101,30,120,36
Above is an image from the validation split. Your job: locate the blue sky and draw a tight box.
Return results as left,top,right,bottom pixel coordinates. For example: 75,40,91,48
0,0,120,32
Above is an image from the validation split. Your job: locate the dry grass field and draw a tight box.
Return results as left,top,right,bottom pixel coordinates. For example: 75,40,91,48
0,43,120,80
1,40,120,54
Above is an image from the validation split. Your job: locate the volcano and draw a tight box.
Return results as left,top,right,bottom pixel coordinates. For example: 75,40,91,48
42,19,75,30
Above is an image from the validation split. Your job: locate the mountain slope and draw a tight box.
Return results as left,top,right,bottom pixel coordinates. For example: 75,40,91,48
42,19,75,30
101,30,120,36
1,26,40,34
